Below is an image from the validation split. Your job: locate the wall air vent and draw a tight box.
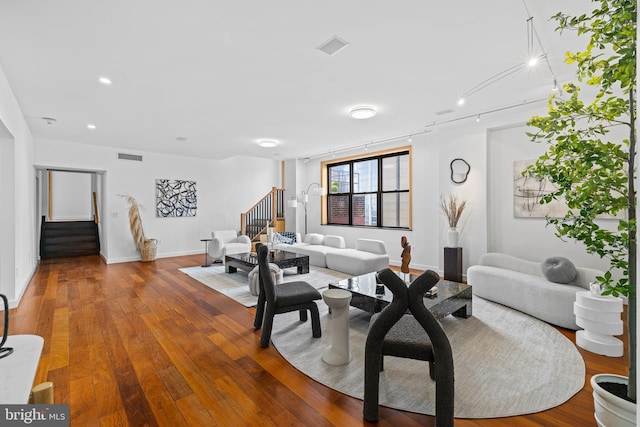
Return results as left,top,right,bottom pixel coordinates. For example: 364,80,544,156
117,153,143,162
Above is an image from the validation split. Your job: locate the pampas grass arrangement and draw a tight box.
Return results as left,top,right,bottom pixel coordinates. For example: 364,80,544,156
125,195,158,261
126,196,145,251
440,193,467,228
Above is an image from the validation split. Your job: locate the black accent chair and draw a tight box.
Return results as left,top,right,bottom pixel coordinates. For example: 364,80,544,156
253,244,322,348
363,268,454,426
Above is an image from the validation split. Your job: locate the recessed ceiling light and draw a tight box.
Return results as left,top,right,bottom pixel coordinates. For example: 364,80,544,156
87,124,96,130
457,98,465,106
349,106,376,119
41,117,57,125
98,76,112,85
176,136,188,141
258,139,278,148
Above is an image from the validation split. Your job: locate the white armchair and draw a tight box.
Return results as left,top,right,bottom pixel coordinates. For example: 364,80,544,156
208,230,252,262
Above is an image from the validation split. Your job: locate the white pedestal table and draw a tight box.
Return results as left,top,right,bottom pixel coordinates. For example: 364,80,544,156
574,291,623,357
322,289,352,366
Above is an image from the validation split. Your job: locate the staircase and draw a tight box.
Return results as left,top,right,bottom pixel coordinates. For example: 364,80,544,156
242,187,286,242
40,216,100,259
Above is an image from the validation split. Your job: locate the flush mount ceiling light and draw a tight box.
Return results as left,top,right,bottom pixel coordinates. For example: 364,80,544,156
258,139,278,148
349,106,376,119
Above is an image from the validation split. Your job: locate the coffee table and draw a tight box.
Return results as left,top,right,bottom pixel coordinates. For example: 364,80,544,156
328,271,472,320
225,250,310,274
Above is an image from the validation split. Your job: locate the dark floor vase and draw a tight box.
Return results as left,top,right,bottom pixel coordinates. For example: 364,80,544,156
591,374,637,426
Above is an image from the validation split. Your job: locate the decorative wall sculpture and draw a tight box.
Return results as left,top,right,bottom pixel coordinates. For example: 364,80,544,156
156,179,197,217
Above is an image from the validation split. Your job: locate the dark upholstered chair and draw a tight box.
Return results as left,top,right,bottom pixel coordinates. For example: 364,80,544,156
253,244,322,348
363,268,454,426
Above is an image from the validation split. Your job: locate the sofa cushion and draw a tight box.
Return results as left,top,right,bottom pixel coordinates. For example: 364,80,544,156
356,239,387,255
541,257,577,284
306,233,325,245
323,235,346,249
326,249,389,276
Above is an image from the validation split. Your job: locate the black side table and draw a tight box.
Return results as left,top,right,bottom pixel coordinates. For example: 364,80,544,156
444,247,463,282
201,238,212,267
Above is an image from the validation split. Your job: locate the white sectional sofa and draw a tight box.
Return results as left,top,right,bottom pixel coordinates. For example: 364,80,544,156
467,252,604,330
272,233,389,276
325,239,389,276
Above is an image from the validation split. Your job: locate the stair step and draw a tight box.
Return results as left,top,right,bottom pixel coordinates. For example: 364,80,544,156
41,249,100,259
43,240,99,249
40,220,100,259
44,221,96,230
43,235,99,244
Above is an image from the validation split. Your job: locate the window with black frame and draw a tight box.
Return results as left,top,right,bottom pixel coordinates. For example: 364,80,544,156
325,149,410,229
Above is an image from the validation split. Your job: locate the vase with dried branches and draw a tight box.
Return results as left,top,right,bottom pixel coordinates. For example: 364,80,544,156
440,193,467,247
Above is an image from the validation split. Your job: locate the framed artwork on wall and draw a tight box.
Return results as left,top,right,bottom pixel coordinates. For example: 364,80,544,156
156,179,197,217
513,160,624,219
513,160,566,218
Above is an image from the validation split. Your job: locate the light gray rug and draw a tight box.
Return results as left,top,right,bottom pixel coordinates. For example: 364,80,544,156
179,265,351,307
270,296,585,419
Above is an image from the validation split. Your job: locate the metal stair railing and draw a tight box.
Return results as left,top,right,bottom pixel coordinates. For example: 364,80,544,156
241,187,285,241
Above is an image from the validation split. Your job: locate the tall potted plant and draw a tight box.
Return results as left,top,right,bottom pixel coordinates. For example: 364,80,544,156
524,0,636,424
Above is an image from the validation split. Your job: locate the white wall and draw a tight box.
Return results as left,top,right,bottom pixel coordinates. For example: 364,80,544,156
34,138,281,263
0,63,36,307
50,170,93,220
487,122,612,272
294,102,613,278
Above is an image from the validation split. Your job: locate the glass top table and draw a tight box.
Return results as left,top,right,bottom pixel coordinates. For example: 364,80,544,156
328,271,472,319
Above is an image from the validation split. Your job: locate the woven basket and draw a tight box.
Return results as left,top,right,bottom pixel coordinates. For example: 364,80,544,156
141,239,158,262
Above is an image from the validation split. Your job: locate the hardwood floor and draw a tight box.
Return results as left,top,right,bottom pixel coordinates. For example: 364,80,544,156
9,254,628,426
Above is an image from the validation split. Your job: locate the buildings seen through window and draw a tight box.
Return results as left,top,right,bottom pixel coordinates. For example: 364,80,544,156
324,148,411,229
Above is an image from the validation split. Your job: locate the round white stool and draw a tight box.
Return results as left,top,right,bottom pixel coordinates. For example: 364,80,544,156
322,289,353,365
574,290,623,357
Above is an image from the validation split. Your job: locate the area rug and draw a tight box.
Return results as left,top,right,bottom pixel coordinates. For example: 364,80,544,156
270,296,585,419
179,265,351,307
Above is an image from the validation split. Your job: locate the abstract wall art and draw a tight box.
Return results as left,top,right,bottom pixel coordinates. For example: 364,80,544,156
156,179,197,217
513,160,567,218
513,160,625,219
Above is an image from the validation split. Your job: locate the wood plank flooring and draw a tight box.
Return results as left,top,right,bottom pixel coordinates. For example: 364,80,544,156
8,254,629,426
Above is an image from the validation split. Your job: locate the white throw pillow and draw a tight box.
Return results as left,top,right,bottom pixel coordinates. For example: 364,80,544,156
306,233,324,245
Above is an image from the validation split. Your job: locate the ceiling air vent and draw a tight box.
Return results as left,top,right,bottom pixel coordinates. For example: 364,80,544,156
117,152,143,162
435,109,454,116
316,35,349,56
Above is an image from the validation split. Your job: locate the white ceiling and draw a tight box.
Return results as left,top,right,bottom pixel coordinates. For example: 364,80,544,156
0,1,588,161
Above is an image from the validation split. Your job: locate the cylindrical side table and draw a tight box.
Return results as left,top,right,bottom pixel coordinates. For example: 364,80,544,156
200,238,212,267
322,289,353,366
573,290,623,357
